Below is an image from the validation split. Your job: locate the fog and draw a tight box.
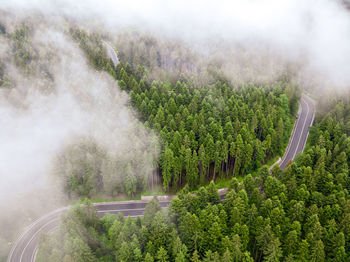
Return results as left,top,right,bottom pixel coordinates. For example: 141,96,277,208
1,0,350,258
0,12,158,257
3,0,350,89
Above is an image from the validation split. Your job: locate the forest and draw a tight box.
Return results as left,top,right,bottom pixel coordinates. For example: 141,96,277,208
35,29,350,261
66,28,299,197
37,97,350,261
2,2,350,262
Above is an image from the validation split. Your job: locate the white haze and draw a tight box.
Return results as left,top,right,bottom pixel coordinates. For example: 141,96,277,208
2,0,350,88
0,14,158,255
0,0,350,256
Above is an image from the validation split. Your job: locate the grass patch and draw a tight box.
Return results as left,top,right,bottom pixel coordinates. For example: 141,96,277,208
79,194,141,204
141,185,166,196
214,176,244,189
77,185,168,204
265,156,280,167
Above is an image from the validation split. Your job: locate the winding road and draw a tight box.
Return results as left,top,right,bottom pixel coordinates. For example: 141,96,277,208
279,94,315,169
102,40,119,67
7,201,170,262
6,94,316,262
7,41,315,262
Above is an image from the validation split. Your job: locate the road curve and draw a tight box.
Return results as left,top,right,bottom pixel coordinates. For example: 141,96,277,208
7,94,315,262
279,94,315,169
7,201,170,262
8,40,314,261
9,40,128,262
102,40,119,67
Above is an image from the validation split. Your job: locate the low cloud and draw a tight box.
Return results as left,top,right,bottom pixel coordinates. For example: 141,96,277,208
1,0,350,257
0,13,158,256
3,0,350,89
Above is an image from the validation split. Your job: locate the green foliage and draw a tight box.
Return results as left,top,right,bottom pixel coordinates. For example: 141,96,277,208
47,26,350,261
55,130,157,198
69,28,299,197
38,99,350,261
111,61,295,191
0,61,10,88
70,27,111,71
11,25,36,70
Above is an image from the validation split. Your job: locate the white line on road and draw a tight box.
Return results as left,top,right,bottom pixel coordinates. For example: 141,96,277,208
292,97,310,160
280,100,304,168
300,96,315,154
17,204,159,262
8,207,68,262
20,218,60,262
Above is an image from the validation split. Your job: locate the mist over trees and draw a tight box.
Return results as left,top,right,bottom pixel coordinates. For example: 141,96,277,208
2,1,350,261
70,28,299,194
37,25,350,261
0,13,161,260
37,97,350,261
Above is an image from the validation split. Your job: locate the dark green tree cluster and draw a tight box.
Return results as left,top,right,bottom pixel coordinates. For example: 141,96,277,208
0,22,6,35
11,25,36,70
0,22,6,87
38,186,251,262
0,22,33,87
1,21,57,88
70,28,298,192
0,61,9,88
113,62,296,190
38,99,350,261
70,27,114,73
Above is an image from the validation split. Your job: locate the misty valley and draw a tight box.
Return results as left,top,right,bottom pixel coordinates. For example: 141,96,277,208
1,1,350,262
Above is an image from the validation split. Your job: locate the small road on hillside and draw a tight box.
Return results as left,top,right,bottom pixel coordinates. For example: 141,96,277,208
7,201,170,262
6,94,316,262
102,40,119,67
279,94,315,169
7,40,315,261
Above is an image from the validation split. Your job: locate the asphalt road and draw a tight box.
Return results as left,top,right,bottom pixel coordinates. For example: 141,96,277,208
279,94,315,169
7,94,315,262
102,40,119,67
7,40,123,262
7,201,171,262
7,38,314,261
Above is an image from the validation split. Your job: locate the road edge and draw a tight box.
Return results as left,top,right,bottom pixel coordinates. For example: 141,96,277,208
270,100,301,171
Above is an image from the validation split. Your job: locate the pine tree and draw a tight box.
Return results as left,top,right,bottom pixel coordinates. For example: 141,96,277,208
162,147,174,190
191,250,201,262
144,253,155,262
156,247,169,262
